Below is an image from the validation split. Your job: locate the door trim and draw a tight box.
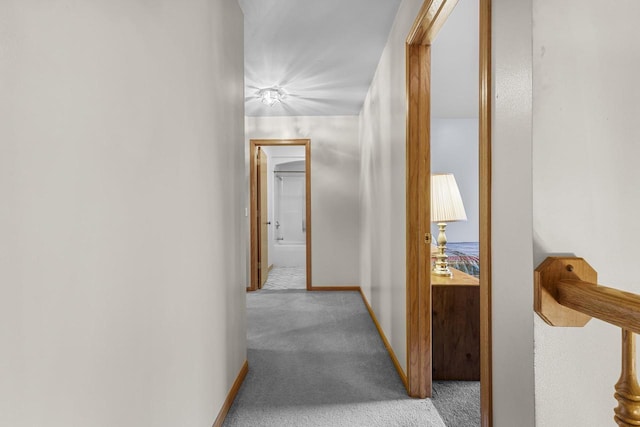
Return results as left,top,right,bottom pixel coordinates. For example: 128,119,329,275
257,147,269,289
405,41,432,398
405,0,493,425
478,1,492,425
249,139,311,292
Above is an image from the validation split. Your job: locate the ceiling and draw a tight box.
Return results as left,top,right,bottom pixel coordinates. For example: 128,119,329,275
239,0,478,118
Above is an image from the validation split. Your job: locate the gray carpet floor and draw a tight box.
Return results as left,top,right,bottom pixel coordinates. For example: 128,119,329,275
224,290,446,426
432,381,480,426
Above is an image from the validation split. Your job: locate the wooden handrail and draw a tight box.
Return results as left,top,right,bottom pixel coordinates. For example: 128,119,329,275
556,280,640,335
535,257,640,426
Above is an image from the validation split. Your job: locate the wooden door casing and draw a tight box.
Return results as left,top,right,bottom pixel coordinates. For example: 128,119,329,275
406,0,492,424
258,148,269,288
249,139,311,292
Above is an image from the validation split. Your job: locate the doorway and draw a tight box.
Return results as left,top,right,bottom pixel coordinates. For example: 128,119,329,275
249,139,311,292
405,0,492,425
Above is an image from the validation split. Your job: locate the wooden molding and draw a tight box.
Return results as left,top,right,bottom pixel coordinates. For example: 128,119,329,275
249,139,312,291
407,0,460,45
249,140,258,292
479,0,493,425
212,360,249,427
305,141,312,291
406,0,493,421
405,41,432,398
358,288,409,391
309,286,361,292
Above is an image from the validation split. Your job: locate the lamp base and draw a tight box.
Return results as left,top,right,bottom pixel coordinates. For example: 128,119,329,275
432,266,453,277
432,222,453,277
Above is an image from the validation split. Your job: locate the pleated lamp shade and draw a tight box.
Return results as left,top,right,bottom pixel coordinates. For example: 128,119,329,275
431,173,467,222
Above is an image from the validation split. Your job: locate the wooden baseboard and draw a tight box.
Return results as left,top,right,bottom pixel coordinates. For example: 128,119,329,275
309,286,361,291
212,360,248,427
268,264,274,272
358,288,409,391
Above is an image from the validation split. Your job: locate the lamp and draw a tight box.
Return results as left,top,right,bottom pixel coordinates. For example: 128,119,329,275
431,173,467,277
257,86,286,106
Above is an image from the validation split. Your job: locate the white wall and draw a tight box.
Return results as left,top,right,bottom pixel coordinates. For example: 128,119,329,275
532,1,640,425
359,0,424,374
246,116,360,286
0,1,246,426
491,0,536,424
431,118,479,242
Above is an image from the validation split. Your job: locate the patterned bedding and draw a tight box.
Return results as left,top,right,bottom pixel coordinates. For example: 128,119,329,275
436,242,480,277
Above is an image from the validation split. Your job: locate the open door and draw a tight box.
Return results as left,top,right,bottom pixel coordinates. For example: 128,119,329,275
406,0,492,425
249,139,311,292
257,148,269,288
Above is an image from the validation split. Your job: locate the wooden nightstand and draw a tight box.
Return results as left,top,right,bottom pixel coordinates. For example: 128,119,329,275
431,267,480,381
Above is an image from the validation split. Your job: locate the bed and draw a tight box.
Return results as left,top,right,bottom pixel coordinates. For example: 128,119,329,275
437,241,480,278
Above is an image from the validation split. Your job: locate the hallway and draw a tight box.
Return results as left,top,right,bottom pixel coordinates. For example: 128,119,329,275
223,289,445,426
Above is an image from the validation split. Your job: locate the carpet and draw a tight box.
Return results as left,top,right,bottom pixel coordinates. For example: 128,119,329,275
432,381,480,426
223,290,446,426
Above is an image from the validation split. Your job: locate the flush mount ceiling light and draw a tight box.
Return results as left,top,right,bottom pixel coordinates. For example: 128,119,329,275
257,86,286,106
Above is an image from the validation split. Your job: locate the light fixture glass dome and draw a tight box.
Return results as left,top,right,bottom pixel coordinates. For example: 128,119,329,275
257,87,286,106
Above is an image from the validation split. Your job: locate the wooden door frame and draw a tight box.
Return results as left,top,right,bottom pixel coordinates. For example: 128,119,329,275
257,147,269,289
249,139,312,292
405,0,492,425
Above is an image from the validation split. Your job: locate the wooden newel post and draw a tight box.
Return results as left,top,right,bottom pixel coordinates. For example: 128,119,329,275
614,329,640,426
